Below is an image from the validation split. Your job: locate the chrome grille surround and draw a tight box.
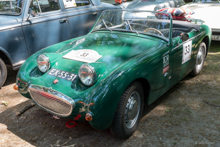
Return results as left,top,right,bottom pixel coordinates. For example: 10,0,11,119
28,85,75,117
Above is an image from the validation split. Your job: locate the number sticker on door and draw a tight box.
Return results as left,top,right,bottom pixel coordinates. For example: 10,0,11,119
182,40,192,64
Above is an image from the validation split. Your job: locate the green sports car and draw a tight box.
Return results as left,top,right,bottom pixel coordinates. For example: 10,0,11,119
15,10,211,138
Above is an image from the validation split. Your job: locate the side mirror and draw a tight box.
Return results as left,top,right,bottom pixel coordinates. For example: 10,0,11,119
28,8,37,19
27,9,37,23
180,33,189,42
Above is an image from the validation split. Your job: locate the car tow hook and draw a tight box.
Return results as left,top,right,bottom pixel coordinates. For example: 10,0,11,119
66,121,77,128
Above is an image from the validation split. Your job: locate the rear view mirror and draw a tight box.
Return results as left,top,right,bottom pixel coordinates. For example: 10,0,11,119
28,10,36,17
180,33,189,42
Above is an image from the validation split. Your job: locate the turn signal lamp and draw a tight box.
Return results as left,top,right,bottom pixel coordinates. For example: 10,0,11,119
85,113,93,121
13,84,18,90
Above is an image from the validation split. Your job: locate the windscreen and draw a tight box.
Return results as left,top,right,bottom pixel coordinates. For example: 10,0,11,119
92,10,172,40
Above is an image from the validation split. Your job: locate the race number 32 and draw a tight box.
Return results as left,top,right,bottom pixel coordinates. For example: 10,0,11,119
182,40,192,64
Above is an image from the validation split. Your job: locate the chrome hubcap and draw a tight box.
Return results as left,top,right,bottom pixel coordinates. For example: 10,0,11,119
124,91,141,129
196,46,205,70
197,51,203,65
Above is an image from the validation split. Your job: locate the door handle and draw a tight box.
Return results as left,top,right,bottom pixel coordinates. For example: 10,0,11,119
59,18,67,23
92,12,98,16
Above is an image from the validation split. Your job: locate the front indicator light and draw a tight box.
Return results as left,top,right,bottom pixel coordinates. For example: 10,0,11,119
13,84,18,90
85,113,93,121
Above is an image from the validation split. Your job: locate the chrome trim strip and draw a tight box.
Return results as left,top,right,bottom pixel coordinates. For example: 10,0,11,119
0,24,23,32
28,84,75,117
13,60,25,67
211,29,220,33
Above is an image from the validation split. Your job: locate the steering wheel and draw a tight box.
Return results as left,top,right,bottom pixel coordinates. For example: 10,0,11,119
144,28,164,37
104,21,113,27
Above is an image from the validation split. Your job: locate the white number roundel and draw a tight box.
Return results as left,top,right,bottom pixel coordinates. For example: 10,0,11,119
182,40,192,64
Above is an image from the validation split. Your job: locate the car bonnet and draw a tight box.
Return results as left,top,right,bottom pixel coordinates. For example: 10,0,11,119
51,32,165,73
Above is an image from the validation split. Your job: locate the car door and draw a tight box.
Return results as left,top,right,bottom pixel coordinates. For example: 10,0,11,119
169,32,198,86
22,0,71,55
63,0,108,38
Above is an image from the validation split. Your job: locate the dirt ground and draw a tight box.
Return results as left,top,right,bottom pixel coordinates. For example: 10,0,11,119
0,42,220,147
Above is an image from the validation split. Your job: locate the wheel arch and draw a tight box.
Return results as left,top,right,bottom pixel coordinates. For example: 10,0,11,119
88,76,151,130
0,48,12,66
201,36,210,56
133,78,151,106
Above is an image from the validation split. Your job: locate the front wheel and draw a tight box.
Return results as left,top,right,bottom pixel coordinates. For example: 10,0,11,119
190,42,206,76
0,58,7,88
110,81,144,139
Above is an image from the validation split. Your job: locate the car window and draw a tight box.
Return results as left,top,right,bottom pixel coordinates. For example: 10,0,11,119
0,0,23,15
29,0,60,16
62,0,90,8
178,0,185,6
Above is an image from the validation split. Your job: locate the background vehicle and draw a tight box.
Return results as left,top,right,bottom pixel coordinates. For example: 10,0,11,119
15,10,211,138
0,0,119,87
101,0,185,10
181,0,220,41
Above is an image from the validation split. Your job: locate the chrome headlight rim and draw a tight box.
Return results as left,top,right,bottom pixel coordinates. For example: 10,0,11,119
78,64,96,86
37,54,50,73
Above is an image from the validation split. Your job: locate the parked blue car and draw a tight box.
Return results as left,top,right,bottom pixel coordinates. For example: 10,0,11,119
0,0,119,87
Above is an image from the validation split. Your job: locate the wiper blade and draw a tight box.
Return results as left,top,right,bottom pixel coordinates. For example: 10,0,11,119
102,19,112,33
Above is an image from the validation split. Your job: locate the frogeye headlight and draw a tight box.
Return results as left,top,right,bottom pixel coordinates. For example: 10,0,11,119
37,54,50,73
78,64,96,86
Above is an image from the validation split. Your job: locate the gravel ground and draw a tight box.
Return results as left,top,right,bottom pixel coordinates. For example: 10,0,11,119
0,42,219,147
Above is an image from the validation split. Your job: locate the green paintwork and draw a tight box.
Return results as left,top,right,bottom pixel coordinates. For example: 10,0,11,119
16,18,211,130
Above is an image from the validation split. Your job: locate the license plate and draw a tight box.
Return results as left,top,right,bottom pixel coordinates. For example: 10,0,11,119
48,69,77,82
211,35,220,41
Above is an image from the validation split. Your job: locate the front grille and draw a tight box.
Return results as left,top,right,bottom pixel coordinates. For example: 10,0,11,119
29,85,74,117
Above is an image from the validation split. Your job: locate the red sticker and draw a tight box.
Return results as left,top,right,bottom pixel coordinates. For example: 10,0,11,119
163,65,169,74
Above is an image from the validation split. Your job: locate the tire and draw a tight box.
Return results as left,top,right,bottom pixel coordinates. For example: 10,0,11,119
0,58,7,88
110,81,144,139
190,42,206,76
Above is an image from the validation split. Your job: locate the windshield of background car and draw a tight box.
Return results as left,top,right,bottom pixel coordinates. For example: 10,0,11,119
193,0,219,3
0,0,23,15
92,10,172,40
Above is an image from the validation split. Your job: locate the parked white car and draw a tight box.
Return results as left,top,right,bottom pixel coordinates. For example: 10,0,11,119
181,0,220,41
101,0,185,11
